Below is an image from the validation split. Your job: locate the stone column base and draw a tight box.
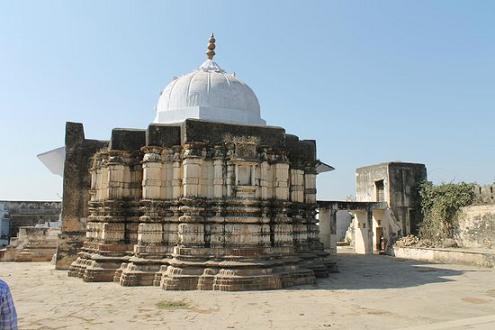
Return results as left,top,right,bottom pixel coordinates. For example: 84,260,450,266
68,253,129,282
118,257,169,286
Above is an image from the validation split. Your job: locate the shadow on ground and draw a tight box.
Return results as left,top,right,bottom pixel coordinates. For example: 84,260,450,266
296,254,471,291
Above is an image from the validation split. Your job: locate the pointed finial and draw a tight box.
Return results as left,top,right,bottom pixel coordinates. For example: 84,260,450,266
206,33,216,60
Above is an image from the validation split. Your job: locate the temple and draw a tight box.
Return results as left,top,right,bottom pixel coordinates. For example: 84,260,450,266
57,34,336,290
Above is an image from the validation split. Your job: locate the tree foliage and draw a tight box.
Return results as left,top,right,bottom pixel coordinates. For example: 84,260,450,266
418,181,476,244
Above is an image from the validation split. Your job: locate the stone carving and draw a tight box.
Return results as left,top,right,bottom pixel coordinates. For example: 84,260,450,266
66,120,334,291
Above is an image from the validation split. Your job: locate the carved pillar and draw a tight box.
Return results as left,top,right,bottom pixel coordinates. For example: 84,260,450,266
290,169,305,203
260,162,271,200
271,160,292,252
304,170,319,246
213,154,225,199
136,147,165,257
274,162,290,201
142,147,163,200
177,143,206,248
182,144,202,198
304,173,317,204
172,148,182,199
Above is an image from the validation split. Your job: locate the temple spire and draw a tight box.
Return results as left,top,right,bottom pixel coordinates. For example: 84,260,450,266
206,33,216,60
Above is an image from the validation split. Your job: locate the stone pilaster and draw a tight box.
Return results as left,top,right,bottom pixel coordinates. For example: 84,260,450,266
69,150,142,282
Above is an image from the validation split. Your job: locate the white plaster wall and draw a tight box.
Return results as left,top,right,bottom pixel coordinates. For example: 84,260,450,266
353,210,371,255
336,211,352,242
355,164,389,203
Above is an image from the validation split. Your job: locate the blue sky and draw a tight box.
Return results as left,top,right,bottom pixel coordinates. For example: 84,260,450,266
0,0,494,201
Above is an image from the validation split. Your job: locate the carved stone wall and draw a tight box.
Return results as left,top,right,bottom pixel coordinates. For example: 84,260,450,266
66,119,334,290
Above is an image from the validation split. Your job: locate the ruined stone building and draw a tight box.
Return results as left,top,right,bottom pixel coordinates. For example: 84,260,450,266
49,35,335,291
0,200,61,246
474,183,495,204
355,162,427,236
318,162,426,255
456,183,495,250
0,203,8,246
0,226,60,262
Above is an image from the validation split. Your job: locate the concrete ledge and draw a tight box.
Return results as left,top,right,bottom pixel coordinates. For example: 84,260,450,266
393,246,495,268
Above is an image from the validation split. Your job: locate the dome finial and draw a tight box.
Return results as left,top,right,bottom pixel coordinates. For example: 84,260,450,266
206,33,216,60
199,33,224,72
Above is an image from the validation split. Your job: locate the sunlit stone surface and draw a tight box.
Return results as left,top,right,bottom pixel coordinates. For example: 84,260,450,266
63,35,335,290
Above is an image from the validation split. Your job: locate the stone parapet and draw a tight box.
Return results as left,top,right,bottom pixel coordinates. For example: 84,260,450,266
393,246,495,268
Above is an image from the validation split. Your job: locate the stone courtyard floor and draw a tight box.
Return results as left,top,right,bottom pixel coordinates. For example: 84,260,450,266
2,254,495,330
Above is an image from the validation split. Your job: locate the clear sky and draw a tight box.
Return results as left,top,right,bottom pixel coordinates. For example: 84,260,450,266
1,0,494,201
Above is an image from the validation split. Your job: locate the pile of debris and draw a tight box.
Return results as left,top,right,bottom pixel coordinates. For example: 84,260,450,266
394,235,420,247
394,235,460,249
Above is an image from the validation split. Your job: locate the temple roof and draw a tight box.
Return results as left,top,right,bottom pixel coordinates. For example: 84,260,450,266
154,34,266,126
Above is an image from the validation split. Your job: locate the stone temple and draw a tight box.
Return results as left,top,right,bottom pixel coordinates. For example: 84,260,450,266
56,34,335,290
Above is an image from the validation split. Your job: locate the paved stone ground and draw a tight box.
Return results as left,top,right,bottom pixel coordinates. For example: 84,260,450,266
2,254,495,329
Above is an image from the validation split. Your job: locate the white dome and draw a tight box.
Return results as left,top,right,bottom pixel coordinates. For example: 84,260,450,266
154,59,266,126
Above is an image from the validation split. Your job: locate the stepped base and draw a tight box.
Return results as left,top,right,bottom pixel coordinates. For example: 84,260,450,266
68,253,128,282
119,258,166,286
68,250,336,290
155,256,320,291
